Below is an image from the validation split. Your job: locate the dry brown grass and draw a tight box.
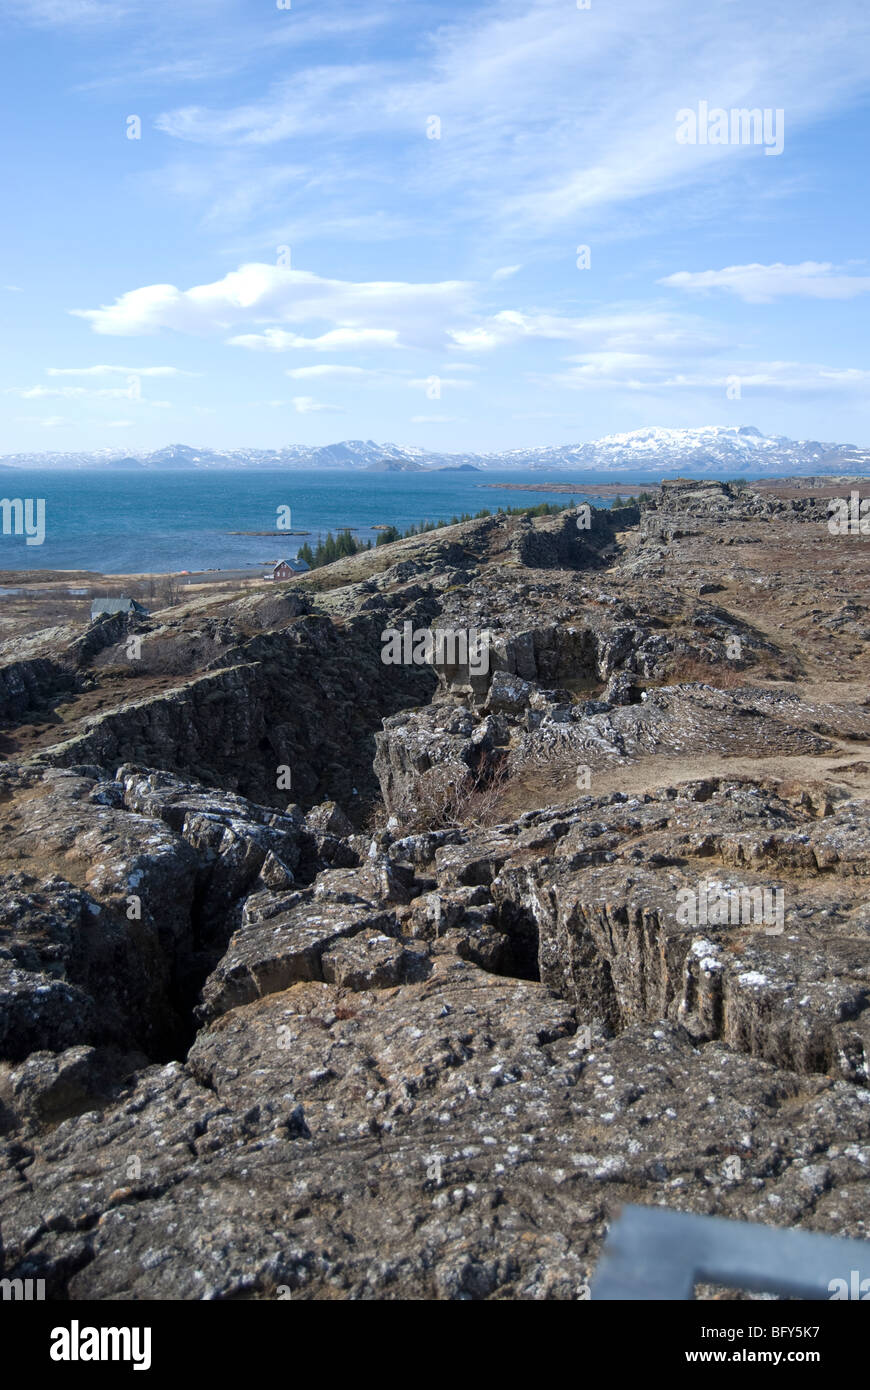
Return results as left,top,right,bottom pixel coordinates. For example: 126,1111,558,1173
664,656,746,688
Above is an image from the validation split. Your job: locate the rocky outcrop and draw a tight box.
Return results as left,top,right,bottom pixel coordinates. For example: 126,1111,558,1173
19,613,436,816
3,967,870,1299
641,478,830,541
1,485,870,1299
0,657,76,725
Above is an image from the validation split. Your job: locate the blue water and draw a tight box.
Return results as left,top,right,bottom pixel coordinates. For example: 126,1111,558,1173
0,469,609,574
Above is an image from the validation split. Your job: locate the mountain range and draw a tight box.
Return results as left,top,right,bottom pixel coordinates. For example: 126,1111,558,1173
2,426,868,477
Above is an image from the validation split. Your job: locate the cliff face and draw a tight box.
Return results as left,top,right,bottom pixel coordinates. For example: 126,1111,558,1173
1,599,437,813
1,487,869,1299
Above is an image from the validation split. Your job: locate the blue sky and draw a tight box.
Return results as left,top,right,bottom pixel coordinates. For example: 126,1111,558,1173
1,0,869,454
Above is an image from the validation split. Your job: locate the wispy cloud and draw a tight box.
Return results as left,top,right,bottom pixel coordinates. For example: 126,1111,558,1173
8,384,140,400
14,414,69,428
6,376,172,408
660,261,870,302
292,395,342,414
46,364,195,376
6,0,870,452
285,365,386,380
450,307,724,355
543,357,870,397
234,328,403,353
5,0,136,27
155,65,392,146
149,0,870,234
285,364,410,383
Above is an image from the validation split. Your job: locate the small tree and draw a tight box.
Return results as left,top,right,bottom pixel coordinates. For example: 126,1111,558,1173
376,526,400,546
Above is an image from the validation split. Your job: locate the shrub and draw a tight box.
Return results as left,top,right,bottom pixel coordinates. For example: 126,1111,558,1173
375,760,510,834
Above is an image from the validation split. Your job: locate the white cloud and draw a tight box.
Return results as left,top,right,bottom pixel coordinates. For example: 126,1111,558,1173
659,262,870,303
284,364,418,384
74,263,474,350
450,307,723,355
235,329,401,353
6,373,177,408
7,384,140,400
284,365,391,381
46,364,195,376
492,265,522,280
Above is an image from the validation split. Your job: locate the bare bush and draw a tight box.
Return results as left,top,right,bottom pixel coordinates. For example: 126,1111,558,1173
374,759,511,835
156,578,181,610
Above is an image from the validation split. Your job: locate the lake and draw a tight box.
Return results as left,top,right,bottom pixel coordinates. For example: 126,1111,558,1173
0,469,615,574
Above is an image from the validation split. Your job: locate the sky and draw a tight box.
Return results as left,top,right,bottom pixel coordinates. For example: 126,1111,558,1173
1,0,869,455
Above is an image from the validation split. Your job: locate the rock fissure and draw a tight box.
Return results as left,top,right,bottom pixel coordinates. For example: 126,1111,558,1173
2,487,870,1298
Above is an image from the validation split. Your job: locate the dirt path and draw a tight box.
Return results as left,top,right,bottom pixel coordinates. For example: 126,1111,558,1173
500,736,870,818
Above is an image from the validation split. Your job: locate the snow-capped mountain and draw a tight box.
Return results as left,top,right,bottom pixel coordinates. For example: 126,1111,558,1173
490,425,870,475
1,427,867,476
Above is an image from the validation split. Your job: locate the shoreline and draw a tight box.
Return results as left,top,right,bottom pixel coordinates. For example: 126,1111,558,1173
0,566,273,589
0,477,861,587
477,481,657,497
